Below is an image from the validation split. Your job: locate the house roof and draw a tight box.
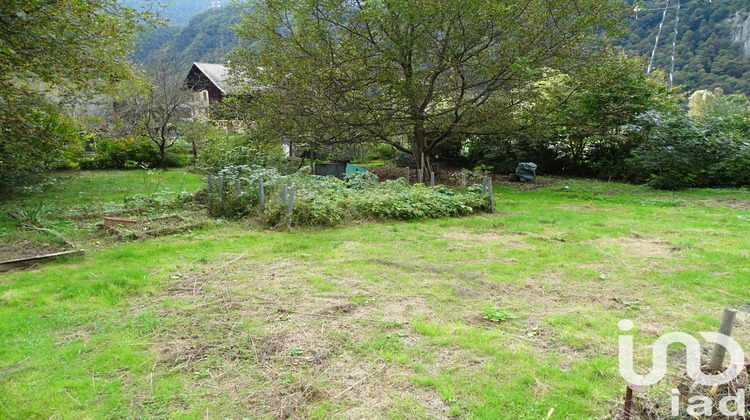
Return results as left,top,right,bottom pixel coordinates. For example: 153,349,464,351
191,62,236,94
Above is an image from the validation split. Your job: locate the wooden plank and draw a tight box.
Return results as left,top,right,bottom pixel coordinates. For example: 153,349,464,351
0,250,85,273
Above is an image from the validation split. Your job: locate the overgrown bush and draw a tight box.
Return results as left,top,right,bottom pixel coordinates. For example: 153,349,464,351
626,112,750,190
198,166,489,225
195,133,287,173
0,94,83,190
466,134,562,175
79,136,161,169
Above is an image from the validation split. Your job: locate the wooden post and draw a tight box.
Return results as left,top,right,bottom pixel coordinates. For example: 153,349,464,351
405,167,410,184
310,147,315,175
287,187,295,228
430,172,435,187
481,176,487,194
208,174,214,210
235,178,241,196
461,173,466,189
281,184,288,206
488,177,494,212
218,174,224,213
258,179,265,215
708,308,738,370
417,169,423,184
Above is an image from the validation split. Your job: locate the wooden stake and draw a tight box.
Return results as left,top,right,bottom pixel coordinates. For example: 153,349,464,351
405,167,409,184
235,178,241,196
258,179,265,215
218,174,224,213
488,177,494,212
287,188,295,228
430,172,435,187
281,184,288,206
208,174,214,210
708,308,738,371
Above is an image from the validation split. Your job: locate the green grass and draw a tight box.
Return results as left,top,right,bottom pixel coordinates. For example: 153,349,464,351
1,173,750,418
0,169,205,253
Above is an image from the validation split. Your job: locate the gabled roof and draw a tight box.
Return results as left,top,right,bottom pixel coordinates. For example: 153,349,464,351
189,62,236,93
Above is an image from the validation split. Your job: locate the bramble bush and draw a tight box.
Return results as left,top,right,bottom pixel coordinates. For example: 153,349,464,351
197,166,489,225
79,136,190,170
625,112,750,190
195,133,288,174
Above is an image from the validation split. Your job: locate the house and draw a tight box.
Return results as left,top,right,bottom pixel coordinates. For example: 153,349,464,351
183,62,237,119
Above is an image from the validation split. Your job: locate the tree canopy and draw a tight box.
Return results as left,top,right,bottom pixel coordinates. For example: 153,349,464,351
1,0,157,188
232,0,628,174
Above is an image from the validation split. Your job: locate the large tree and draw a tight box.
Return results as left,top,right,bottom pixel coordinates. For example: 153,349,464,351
0,0,159,188
115,56,195,170
232,0,627,175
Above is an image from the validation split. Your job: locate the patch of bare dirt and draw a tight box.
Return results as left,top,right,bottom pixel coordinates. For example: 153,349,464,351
96,215,214,242
590,237,678,259
704,198,750,210
557,203,597,211
0,238,68,262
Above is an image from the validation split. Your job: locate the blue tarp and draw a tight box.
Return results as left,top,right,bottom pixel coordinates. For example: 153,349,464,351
346,163,367,174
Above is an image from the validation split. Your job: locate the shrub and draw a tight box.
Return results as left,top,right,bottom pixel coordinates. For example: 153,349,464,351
79,136,161,169
626,112,750,190
196,133,286,173
199,165,489,225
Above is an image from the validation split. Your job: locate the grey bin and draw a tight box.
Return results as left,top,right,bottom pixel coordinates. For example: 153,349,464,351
314,163,348,179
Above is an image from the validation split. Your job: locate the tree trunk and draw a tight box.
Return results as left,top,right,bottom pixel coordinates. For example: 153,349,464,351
160,143,168,170
411,134,433,182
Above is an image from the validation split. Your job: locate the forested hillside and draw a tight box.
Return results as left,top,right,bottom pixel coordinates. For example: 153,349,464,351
620,0,750,95
122,0,211,25
133,6,241,68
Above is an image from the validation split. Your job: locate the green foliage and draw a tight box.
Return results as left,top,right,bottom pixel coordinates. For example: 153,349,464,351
0,94,84,189
132,6,241,66
201,165,489,224
481,306,517,323
626,112,750,189
79,137,161,170
619,0,750,95
233,0,627,174
196,133,287,173
0,0,158,189
467,52,676,177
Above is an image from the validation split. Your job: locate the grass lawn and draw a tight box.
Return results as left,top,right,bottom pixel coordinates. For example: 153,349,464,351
1,172,750,419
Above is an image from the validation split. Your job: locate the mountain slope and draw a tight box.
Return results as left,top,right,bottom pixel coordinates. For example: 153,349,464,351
133,6,241,69
620,0,750,95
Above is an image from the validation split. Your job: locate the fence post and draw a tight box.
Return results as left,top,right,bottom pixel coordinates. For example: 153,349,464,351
235,178,241,196
281,184,288,206
481,176,486,195
258,179,265,215
417,169,423,184
287,187,295,228
218,174,224,213
405,167,410,184
461,173,466,190
708,308,738,370
208,174,214,210
488,177,494,212
430,172,435,187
